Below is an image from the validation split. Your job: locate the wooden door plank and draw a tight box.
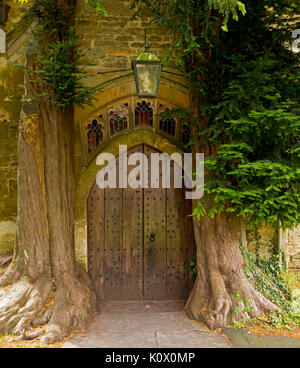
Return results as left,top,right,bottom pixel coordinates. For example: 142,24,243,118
122,145,143,300
87,182,105,302
166,161,187,299
166,162,197,299
143,145,167,300
104,157,123,300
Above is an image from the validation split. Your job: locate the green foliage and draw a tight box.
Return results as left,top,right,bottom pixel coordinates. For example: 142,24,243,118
84,0,107,16
133,0,300,330
255,309,300,330
233,300,300,330
208,0,246,31
189,256,197,276
232,320,247,328
33,28,100,108
233,244,300,329
233,243,298,329
281,271,300,292
199,100,300,228
27,0,105,108
133,0,300,231
194,4,300,229
233,293,254,316
241,242,292,309
232,293,254,328
247,228,286,274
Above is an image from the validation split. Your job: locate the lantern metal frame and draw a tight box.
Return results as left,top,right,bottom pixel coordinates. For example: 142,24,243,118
132,59,162,98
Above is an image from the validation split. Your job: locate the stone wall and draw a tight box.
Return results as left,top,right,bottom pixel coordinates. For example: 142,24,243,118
0,110,19,256
247,225,277,261
285,226,300,271
246,225,300,272
0,0,27,256
75,0,173,80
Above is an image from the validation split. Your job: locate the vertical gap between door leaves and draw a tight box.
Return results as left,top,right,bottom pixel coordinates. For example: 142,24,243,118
165,177,168,299
121,172,124,300
103,186,106,302
142,144,145,300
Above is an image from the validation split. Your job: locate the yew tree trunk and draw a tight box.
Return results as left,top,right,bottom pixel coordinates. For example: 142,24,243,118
183,8,280,325
0,3,96,342
185,210,278,329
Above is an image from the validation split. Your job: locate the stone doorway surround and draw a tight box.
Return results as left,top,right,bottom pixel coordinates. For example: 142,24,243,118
74,77,192,271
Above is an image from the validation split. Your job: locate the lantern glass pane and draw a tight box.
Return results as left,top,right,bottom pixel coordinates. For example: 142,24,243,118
135,64,160,96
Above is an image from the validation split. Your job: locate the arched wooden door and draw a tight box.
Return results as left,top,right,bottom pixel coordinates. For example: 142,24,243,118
88,144,195,302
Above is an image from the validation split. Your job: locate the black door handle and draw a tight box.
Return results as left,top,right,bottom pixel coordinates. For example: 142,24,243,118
149,232,155,242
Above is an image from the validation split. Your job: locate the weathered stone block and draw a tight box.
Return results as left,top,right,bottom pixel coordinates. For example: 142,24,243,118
115,36,134,42
0,220,15,256
0,122,9,137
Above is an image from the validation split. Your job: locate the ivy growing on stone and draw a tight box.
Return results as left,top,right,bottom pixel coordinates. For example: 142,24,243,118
23,0,106,108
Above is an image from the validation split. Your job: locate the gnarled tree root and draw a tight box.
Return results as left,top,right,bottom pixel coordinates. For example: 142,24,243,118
0,266,96,344
185,270,279,330
0,255,13,269
185,212,281,330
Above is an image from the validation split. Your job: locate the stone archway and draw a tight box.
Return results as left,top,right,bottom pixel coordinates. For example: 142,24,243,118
74,129,192,268
74,77,193,271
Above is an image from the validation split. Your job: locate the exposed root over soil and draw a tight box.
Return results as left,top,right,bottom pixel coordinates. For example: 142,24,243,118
0,267,96,344
185,213,279,330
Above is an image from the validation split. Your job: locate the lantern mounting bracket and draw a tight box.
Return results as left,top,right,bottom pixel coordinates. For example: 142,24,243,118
97,69,184,77
96,29,184,96
97,69,131,75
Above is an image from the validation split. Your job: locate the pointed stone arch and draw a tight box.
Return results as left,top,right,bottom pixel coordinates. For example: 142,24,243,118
75,129,188,269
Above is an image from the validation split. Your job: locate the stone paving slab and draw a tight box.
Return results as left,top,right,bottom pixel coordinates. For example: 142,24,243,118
87,311,209,334
63,311,229,348
99,300,186,314
64,331,157,348
222,328,300,348
156,330,231,348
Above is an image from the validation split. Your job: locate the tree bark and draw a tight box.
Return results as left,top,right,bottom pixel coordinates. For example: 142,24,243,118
0,255,12,269
182,8,281,328
0,3,96,342
185,201,278,330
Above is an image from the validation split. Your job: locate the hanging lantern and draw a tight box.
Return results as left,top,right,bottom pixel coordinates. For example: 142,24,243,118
132,38,162,98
